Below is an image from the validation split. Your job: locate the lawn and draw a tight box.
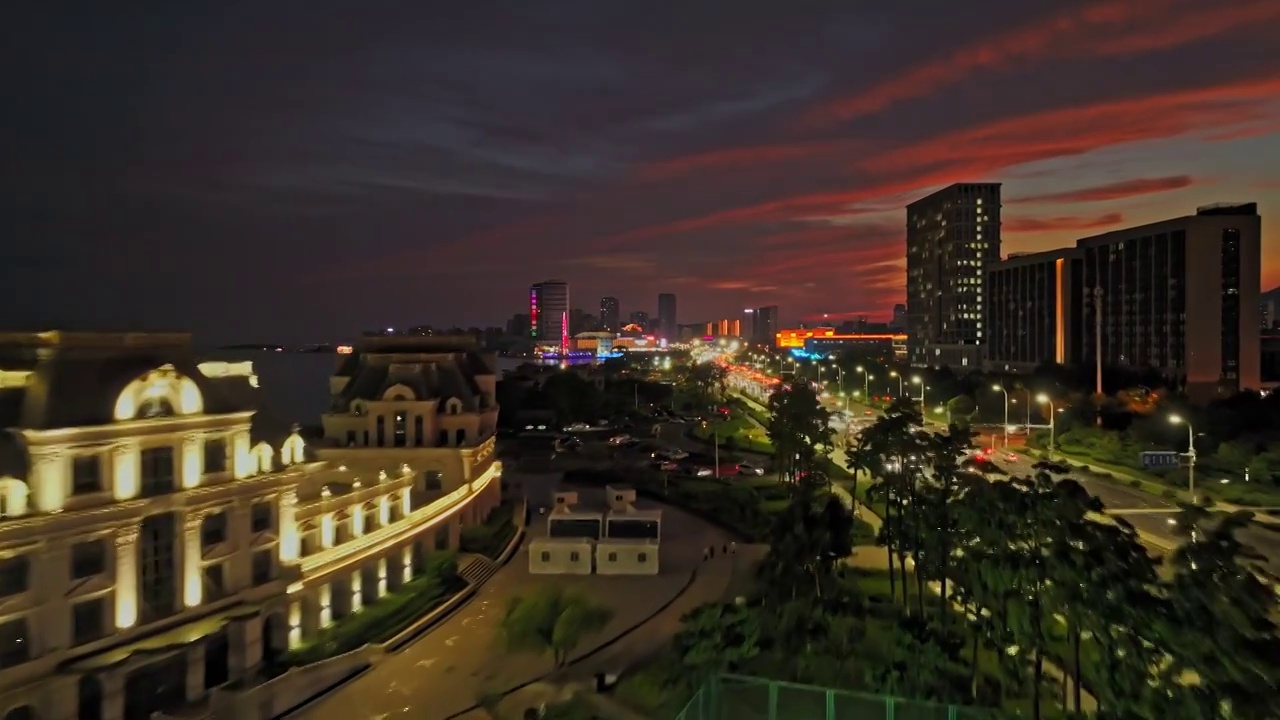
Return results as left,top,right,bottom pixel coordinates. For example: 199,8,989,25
691,413,774,454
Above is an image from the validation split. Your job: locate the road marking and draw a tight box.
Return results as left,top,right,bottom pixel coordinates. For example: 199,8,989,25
415,658,436,668
445,636,459,647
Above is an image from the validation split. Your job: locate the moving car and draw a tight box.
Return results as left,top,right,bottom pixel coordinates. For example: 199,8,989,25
563,422,592,432
608,434,634,446
738,462,765,476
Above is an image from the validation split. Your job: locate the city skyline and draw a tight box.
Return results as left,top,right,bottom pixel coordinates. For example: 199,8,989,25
5,2,1279,344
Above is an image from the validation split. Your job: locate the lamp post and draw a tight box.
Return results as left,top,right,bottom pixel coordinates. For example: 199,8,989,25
992,384,1009,448
701,420,721,478
831,364,844,393
911,376,925,416
889,371,904,398
1169,414,1197,503
1036,394,1056,457
856,366,869,401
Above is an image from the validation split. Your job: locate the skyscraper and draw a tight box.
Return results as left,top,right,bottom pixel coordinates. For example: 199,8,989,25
599,296,620,331
530,280,570,351
657,293,677,339
905,183,1002,368
755,305,779,344
891,303,907,331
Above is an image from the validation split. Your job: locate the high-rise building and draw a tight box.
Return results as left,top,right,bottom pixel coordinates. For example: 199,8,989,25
755,305,779,344
530,280,570,351
507,313,530,337
985,249,1083,372
657,293,677,340
891,304,907,331
906,183,1002,369
599,297,620,332
984,203,1262,401
1077,203,1261,400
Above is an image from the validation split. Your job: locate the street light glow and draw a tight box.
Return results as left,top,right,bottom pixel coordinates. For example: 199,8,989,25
1035,393,1049,403
1169,414,1184,425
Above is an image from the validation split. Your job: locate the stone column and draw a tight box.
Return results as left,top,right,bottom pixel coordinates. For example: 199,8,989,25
299,589,320,641
379,495,390,526
114,527,140,629
401,489,412,517
183,511,204,608
227,616,262,681
351,505,365,537
401,546,413,584
186,640,207,701
111,442,140,501
28,451,67,513
181,434,203,489
100,667,126,720
36,539,71,653
447,517,460,550
288,597,305,649
278,490,299,562
350,570,364,612
376,558,388,598
318,584,332,628
231,430,252,479
320,512,335,548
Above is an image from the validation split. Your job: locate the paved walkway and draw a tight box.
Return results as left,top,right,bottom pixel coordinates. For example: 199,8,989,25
291,476,735,720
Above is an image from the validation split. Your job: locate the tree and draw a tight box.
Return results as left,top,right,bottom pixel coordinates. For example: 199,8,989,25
765,380,833,484
1159,509,1280,718
501,585,614,668
674,602,762,678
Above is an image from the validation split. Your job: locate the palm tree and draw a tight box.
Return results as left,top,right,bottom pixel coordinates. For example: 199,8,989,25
765,380,833,484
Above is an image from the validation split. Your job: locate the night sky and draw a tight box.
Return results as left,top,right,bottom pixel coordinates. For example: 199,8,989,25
6,1,1279,345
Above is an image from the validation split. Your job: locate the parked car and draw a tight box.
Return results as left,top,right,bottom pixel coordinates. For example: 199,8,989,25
652,448,689,461
738,462,765,476
563,422,592,432
652,459,679,471
608,434,634,446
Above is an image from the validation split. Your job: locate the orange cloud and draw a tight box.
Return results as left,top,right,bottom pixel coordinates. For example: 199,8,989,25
803,0,1270,126
1004,213,1124,233
1007,175,1195,204
862,75,1280,175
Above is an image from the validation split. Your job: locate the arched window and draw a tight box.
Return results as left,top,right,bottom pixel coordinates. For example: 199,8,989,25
437,430,449,447
413,416,424,446
454,429,466,446
137,397,175,419
362,503,378,534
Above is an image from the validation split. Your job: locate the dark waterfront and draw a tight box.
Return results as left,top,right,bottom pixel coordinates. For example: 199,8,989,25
197,350,534,428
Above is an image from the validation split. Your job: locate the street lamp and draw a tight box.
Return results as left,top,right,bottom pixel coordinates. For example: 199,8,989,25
1169,414,1197,502
889,370,904,397
856,366,869,401
1035,393,1056,457
991,384,1009,448
831,364,844,393
911,376,924,415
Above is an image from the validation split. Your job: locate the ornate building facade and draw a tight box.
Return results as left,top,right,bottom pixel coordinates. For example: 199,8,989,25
0,332,501,720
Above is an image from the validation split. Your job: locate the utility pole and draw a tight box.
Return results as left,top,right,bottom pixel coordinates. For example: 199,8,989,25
1093,287,1104,426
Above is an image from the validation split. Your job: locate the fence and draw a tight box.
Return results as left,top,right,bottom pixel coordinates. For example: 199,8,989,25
672,674,1003,720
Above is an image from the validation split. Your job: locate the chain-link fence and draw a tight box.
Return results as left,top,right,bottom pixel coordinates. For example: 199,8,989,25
673,674,1003,720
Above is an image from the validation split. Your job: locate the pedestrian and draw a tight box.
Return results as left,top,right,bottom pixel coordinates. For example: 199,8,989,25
721,543,728,555
730,541,737,555
709,545,716,559
702,547,709,561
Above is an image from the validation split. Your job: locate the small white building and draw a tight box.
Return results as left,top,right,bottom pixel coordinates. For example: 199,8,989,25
594,538,658,576
528,537,593,575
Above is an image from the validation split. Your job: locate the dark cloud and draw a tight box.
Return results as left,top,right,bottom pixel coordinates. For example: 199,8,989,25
3,0,1278,342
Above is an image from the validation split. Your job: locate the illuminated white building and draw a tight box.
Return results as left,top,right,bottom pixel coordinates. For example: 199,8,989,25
0,332,501,720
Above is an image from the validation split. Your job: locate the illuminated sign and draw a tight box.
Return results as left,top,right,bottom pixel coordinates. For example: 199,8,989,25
776,328,907,349
336,345,354,355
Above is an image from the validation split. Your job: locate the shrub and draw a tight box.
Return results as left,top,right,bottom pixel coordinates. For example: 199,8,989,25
1160,489,1178,499
1128,479,1143,488
280,551,461,667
